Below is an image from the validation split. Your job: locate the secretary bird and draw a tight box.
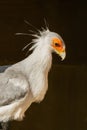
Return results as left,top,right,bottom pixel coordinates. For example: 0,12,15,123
0,27,66,130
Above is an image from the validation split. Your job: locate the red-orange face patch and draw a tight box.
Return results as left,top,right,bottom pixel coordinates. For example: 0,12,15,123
51,38,64,52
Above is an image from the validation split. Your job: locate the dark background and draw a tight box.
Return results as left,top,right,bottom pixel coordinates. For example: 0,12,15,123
0,0,87,65
0,0,87,130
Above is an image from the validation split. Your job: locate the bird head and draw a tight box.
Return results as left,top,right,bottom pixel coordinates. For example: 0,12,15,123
51,37,66,60
20,27,66,60
32,29,66,61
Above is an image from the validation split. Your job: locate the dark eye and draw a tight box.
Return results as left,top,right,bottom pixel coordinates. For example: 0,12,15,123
55,43,61,47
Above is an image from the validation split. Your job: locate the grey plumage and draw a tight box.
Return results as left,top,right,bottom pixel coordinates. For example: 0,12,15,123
0,68,29,106
0,66,10,73
0,65,11,130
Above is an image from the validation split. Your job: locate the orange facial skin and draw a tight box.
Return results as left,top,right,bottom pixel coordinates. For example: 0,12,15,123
51,38,65,53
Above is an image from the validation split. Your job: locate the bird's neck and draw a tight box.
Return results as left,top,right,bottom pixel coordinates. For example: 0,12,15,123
20,45,52,102
24,45,52,74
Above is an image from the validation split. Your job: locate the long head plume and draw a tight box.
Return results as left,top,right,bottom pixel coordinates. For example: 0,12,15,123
15,20,50,54
15,20,66,60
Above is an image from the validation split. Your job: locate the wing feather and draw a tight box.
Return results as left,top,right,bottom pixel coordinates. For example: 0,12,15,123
0,70,29,106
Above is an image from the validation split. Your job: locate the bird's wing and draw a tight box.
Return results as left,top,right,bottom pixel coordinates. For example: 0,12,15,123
0,70,29,106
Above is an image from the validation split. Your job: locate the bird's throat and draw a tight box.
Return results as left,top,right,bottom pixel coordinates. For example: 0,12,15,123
24,46,52,74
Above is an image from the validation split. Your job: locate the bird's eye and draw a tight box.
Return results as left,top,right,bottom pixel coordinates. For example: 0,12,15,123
55,43,61,47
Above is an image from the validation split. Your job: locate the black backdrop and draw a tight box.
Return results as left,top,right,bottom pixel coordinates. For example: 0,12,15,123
0,0,87,130
0,0,86,65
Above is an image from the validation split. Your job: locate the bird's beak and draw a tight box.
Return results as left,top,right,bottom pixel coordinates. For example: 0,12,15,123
55,49,66,61
59,51,66,61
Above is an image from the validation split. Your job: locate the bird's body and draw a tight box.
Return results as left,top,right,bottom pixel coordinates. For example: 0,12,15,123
0,43,52,122
0,29,66,124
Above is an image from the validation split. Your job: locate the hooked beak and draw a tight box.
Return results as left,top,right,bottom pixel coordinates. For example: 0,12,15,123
59,51,66,61
55,49,66,61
